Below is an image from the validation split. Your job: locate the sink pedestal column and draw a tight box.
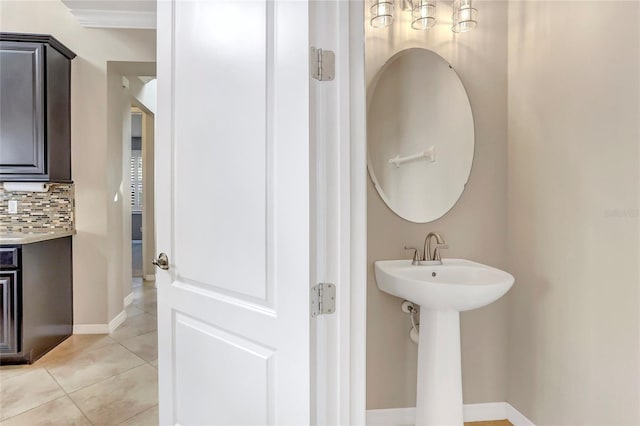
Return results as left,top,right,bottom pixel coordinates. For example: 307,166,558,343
415,309,463,426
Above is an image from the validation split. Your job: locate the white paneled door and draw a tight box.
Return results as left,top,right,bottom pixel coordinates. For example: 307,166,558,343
156,1,312,424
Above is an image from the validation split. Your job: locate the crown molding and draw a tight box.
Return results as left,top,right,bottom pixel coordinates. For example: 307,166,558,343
66,9,156,29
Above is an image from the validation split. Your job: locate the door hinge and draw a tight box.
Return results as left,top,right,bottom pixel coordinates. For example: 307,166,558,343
311,283,336,317
310,47,335,82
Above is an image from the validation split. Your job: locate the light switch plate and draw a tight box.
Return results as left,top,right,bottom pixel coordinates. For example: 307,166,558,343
8,200,18,214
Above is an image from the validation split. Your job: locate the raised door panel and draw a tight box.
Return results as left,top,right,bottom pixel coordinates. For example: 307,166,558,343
172,0,271,303
0,42,45,176
174,314,273,425
0,272,19,355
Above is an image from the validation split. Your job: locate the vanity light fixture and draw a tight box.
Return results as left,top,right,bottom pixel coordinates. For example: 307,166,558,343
410,0,437,30
451,0,477,33
369,0,477,33
370,0,394,28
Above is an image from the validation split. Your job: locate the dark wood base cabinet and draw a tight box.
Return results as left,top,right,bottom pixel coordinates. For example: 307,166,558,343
0,237,73,364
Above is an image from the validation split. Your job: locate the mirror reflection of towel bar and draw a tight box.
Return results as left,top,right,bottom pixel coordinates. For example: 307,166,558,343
389,147,435,168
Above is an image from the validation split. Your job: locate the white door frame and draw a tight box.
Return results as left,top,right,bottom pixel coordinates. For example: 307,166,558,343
313,0,367,424
347,1,367,424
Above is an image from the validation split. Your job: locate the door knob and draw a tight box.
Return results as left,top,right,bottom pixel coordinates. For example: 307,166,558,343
153,253,170,270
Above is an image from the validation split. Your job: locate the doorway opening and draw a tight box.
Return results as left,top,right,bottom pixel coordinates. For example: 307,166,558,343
122,73,157,297
130,108,144,278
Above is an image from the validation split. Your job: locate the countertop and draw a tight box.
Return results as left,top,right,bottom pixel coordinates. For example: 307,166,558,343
0,230,76,245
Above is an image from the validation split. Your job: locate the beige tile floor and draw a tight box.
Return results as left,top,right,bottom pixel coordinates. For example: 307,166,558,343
0,278,158,426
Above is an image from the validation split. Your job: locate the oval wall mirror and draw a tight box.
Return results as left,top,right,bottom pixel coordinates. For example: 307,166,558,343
367,48,475,223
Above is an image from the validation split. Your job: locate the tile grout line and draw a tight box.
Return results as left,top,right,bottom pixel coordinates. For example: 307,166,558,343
114,403,159,425
114,328,158,344
55,354,151,424
0,395,81,424
41,334,149,397
67,362,157,425
0,368,66,421
7,369,96,426
38,338,128,393
48,356,153,426
64,393,96,426
57,330,155,422
62,360,148,396
115,328,159,366
113,335,152,363
43,367,68,395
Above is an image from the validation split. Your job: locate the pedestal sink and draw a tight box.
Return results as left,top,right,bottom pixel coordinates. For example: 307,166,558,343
374,259,514,426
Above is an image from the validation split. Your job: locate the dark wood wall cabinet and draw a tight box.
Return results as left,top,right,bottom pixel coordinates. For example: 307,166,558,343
0,33,76,182
0,237,73,364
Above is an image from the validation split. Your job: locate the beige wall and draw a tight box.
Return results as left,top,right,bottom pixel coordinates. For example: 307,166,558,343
0,1,156,325
507,1,640,423
106,65,132,321
141,112,156,280
366,1,509,408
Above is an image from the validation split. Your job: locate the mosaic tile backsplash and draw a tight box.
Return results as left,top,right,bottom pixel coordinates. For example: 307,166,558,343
0,183,74,232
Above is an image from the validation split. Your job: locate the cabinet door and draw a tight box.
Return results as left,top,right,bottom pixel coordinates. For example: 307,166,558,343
0,41,46,177
0,271,19,355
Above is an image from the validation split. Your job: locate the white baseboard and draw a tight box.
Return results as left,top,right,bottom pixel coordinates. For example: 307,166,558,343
144,274,155,281
73,324,109,334
124,292,135,307
366,402,534,426
73,309,127,335
367,407,415,426
507,403,536,426
108,310,127,333
464,402,508,421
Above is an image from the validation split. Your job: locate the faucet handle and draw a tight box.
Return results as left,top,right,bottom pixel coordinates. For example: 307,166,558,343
404,246,422,265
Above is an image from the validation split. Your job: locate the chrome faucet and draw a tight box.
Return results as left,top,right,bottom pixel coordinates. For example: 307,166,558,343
422,232,448,265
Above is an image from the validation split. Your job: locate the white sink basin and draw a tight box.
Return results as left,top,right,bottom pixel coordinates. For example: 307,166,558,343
374,258,514,311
